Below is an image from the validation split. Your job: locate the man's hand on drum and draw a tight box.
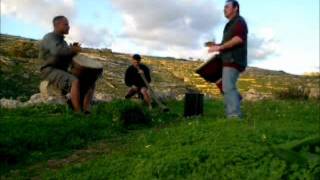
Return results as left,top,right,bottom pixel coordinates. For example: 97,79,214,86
208,45,221,53
72,42,81,47
204,41,215,47
71,44,81,54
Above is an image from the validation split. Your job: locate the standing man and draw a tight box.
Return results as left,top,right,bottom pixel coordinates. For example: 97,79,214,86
125,54,152,109
208,0,248,118
39,15,94,114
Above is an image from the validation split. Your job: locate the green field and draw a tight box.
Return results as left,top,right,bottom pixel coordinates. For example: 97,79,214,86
1,33,319,179
1,100,319,179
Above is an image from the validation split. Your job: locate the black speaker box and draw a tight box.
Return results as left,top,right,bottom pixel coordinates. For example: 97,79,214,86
184,93,203,117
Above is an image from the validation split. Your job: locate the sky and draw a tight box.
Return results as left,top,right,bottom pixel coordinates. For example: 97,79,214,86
1,0,319,75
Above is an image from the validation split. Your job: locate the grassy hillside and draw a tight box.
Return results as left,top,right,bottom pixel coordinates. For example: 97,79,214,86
1,33,319,101
0,100,319,179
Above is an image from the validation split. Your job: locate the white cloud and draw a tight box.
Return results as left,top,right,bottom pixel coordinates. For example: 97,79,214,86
67,25,113,48
1,0,75,28
110,0,222,57
1,0,279,61
248,28,280,63
110,0,279,61
1,0,112,48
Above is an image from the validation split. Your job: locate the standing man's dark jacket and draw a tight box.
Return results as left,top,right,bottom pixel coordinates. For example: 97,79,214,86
125,64,151,88
220,15,248,71
39,32,76,71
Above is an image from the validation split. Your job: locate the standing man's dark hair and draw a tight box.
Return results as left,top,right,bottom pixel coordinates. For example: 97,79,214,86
226,0,240,14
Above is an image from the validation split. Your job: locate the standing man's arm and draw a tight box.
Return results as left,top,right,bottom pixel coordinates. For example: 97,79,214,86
209,21,247,52
209,37,243,52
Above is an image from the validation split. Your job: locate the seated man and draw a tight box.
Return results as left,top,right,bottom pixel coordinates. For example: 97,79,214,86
125,54,152,109
39,15,94,114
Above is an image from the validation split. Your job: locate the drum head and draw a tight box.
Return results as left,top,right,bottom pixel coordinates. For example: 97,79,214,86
73,54,103,69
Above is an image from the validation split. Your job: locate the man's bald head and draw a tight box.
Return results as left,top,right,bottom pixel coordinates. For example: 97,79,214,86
52,15,70,35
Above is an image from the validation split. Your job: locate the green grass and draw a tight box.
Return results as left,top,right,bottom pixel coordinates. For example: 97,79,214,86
1,100,319,179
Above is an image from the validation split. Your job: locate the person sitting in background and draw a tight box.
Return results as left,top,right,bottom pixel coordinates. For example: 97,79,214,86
124,54,152,109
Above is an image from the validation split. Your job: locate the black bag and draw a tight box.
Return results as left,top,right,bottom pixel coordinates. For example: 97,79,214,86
184,93,203,117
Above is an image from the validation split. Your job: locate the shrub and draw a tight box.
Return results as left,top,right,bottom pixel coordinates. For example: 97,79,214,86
274,86,310,100
94,100,151,129
6,40,39,58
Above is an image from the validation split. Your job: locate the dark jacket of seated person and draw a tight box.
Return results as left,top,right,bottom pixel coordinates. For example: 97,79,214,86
125,64,151,88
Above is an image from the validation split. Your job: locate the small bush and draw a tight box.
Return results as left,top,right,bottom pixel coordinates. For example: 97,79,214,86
274,86,310,100
6,40,39,58
120,105,151,128
94,100,151,129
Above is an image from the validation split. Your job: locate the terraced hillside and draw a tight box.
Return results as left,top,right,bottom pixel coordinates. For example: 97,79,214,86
0,34,319,180
1,33,319,101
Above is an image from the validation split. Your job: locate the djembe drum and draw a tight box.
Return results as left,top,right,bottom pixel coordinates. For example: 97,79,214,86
195,54,222,83
71,54,103,103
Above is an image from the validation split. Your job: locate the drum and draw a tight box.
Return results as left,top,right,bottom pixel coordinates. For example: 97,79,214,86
71,54,103,103
71,54,103,87
195,54,222,83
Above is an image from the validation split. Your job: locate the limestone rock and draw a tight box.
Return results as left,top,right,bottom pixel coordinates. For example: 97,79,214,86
39,81,63,99
24,93,66,106
156,92,177,102
28,93,44,104
243,88,272,101
46,96,67,105
309,88,320,99
94,93,113,102
0,98,22,109
176,94,185,101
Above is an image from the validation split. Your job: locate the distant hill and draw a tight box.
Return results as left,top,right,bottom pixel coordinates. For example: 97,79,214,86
1,33,319,100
